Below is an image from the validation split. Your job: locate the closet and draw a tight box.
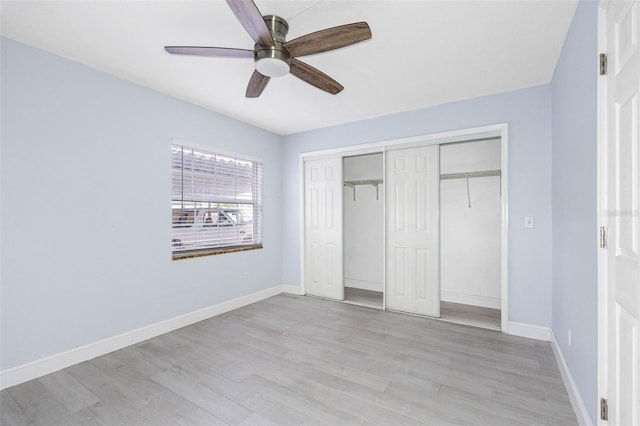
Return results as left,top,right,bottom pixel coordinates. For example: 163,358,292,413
439,139,502,329
342,153,384,308
303,130,505,331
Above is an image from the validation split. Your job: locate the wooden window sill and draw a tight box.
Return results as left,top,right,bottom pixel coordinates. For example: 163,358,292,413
172,244,263,261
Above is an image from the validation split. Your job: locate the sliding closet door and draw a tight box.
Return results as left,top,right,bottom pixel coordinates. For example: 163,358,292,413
386,146,440,316
304,157,343,300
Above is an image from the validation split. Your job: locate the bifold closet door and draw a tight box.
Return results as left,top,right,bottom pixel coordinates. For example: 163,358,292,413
304,157,343,300
386,146,440,316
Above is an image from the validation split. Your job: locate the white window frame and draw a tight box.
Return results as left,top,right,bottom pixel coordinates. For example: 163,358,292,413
171,139,263,260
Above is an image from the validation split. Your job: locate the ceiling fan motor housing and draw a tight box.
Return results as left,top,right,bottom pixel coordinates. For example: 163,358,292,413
255,15,291,77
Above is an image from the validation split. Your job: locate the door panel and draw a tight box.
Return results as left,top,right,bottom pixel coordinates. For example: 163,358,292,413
386,146,440,316
304,158,343,300
416,248,429,299
616,305,638,426
394,182,408,231
603,1,640,424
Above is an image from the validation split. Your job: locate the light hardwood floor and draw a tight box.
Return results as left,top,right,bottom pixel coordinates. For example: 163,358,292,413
1,294,577,425
343,287,383,309
440,301,501,330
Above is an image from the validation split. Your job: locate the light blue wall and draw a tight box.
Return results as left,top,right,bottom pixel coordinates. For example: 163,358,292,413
0,38,282,370
550,1,598,423
282,85,553,326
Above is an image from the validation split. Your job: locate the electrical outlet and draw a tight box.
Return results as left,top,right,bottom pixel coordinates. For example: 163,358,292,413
568,329,572,347
524,216,535,228
243,272,249,281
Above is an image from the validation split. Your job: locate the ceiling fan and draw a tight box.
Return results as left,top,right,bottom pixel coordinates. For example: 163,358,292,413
165,0,372,98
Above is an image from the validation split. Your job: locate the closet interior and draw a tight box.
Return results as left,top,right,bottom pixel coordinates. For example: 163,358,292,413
439,139,502,329
342,153,384,309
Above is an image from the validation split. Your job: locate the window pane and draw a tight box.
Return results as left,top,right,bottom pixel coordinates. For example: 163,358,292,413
171,144,263,255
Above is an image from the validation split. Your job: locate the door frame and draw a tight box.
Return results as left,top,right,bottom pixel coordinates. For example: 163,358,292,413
298,123,509,332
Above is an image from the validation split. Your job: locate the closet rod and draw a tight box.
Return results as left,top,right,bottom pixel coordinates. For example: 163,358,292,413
439,169,501,180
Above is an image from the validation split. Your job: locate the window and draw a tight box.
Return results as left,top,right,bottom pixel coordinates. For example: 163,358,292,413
171,143,263,259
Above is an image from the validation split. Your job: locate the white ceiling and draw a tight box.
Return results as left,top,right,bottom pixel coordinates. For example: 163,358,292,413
1,0,577,135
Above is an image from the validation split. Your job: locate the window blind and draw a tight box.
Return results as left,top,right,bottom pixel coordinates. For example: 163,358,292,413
171,144,263,256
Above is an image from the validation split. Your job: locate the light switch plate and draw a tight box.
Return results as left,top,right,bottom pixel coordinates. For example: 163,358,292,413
524,216,535,228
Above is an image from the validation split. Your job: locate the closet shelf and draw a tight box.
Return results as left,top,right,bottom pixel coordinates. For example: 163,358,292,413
344,179,383,187
344,179,383,201
439,169,501,180
440,169,501,208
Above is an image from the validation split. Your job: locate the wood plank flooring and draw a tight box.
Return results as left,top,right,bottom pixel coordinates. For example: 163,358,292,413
343,287,383,309
440,301,501,330
1,294,577,425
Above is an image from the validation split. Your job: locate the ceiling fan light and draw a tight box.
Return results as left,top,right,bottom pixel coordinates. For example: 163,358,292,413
256,57,290,78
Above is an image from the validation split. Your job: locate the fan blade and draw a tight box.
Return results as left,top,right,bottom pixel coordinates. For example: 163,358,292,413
246,70,270,98
164,46,254,58
289,59,343,95
283,22,371,57
226,0,274,47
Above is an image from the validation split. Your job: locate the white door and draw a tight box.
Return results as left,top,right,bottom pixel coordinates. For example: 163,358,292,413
386,146,440,316
304,157,344,300
601,1,640,424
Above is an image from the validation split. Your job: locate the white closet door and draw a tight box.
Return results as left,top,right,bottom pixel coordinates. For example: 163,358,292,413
304,157,343,300
386,146,440,316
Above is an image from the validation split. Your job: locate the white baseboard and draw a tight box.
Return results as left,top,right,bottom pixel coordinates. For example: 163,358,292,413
441,291,501,309
0,285,284,390
550,331,594,426
344,278,383,292
506,321,551,341
282,284,304,295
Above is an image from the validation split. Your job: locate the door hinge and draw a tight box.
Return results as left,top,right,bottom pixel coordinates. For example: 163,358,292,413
600,226,608,248
600,397,609,421
600,53,608,75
